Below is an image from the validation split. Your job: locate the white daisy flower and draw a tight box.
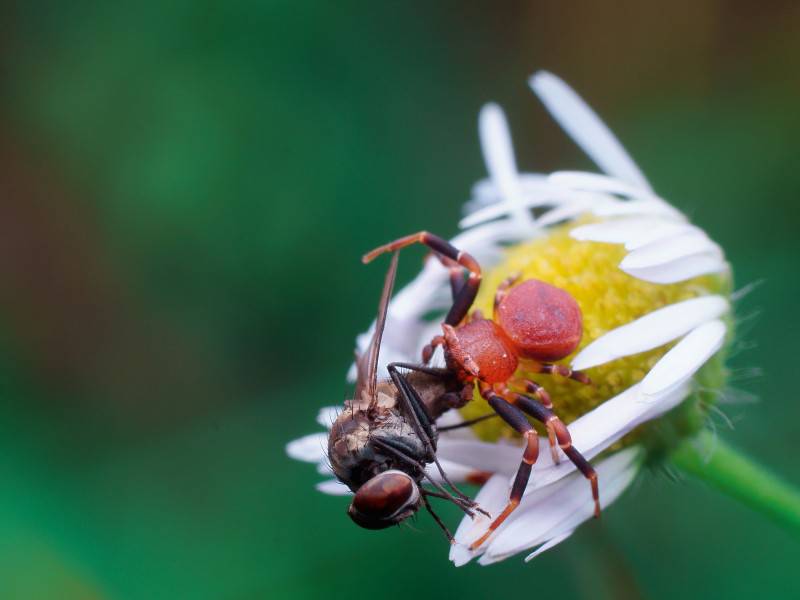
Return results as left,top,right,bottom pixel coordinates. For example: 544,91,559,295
287,71,732,565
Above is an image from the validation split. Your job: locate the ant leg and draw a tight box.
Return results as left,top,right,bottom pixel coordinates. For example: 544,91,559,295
421,335,445,364
521,379,552,409
511,393,600,518
501,380,555,460
521,380,555,460
448,262,466,299
469,385,540,551
493,272,522,315
533,362,592,385
363,231,482,326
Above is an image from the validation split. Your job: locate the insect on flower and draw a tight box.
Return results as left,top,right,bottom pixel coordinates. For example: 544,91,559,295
327,251,488,539
362,233,599,550
289,71,734,565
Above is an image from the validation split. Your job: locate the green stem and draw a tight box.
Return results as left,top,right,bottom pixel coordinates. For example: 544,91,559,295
671,430,800,536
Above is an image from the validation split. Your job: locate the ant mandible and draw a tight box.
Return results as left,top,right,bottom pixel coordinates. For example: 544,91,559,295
363,231,599,551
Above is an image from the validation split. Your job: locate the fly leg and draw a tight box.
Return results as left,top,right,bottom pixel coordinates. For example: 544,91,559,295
387,363,437,448
370,437,475,518
387,363,483,513
421,491,454,543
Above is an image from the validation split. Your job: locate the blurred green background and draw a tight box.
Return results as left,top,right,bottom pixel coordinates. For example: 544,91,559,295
0,2,798,598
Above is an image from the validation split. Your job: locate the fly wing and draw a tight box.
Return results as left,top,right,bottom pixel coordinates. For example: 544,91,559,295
354,251,399,404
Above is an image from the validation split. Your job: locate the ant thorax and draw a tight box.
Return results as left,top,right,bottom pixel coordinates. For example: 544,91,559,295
328,382,428,492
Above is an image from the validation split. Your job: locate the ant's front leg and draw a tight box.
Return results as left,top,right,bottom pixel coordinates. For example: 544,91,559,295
363,231,482,327
469,382,541,551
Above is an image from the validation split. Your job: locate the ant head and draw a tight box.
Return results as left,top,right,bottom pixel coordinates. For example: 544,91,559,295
442,320,519,384
347,470,421,529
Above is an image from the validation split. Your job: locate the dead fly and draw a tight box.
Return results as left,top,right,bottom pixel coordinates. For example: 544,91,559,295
359,232,600,551
327,252,486,541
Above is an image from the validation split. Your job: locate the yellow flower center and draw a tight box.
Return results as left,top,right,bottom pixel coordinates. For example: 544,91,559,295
459,221,730,442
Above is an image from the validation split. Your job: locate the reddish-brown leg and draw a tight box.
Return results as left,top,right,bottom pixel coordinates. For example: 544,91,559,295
532,362,592,385
421,335,445,364
521,379,552,409
363,231,482,327
511,392,600,518
498,382,557,463
469,383,541,551
493,272,521,315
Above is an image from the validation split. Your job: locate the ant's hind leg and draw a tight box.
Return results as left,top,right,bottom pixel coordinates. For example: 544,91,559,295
363,231,482,327
469,384,541,551
512,393,600,518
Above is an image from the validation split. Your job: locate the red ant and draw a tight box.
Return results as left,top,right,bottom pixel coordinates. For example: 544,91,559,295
364,231,599,550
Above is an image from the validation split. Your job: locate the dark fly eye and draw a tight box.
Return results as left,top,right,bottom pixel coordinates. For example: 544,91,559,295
348,470,420,529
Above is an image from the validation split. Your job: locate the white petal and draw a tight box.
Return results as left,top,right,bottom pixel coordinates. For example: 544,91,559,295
572,295,729,370
470,470,574,562
524,530,575,562
620,231,722,270
529,71,652,191
641,319,727,396
623,222,699,250
459,180,579,229
592,199,684,219
571,217,663,244
434,411,479,441
622,252,729,284
571,382,691,456
549,171,658,201
435,439,521,476
316,479,352,496
570,218,694,249
286,433,328,463
316,461,334,476
479,103,531,225
479,448,641,564
521,381,691,492
450,474,511,566
535,204,590,227
469,173,548,206
316,406,341,429
424,459,475,484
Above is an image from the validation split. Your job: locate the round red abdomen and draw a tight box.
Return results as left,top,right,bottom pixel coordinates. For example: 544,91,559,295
495,279,583,362
444,319,519,384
